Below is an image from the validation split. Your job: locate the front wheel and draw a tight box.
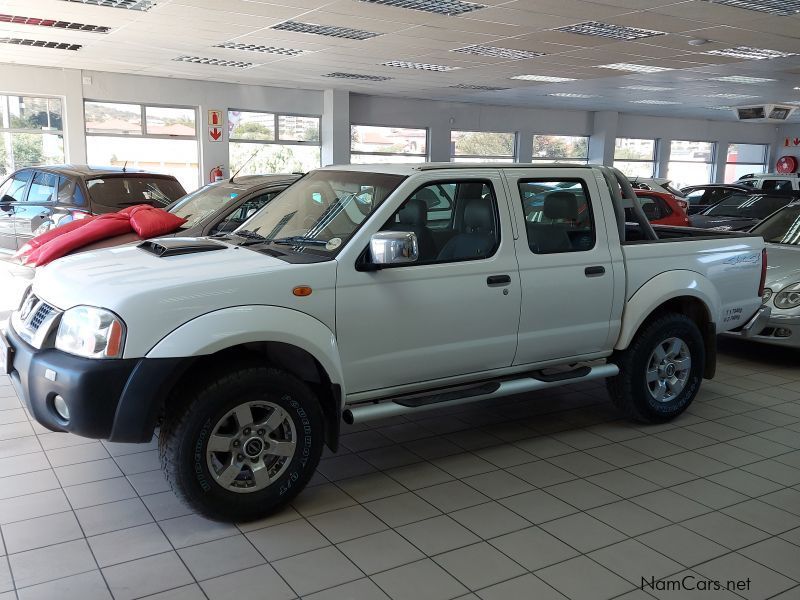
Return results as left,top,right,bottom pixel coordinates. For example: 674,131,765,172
159,366,324,522
607,312,704,423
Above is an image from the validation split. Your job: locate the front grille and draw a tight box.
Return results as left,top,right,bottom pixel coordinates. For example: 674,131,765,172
30,303,55,332
12,295,62,349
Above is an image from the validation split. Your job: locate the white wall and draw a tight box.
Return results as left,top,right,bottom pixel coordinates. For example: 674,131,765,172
0,63,789,188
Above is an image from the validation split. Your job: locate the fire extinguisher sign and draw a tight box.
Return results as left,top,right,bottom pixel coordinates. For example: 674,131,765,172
208,110,224,142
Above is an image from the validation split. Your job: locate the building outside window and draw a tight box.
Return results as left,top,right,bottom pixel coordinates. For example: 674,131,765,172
532,135,589,164
350,125,428,163
85,101,200,191
451,130,516,163
667,140,715,188
228,111,320,176
614,138,656,179
725,143,768,183
0,95,65,176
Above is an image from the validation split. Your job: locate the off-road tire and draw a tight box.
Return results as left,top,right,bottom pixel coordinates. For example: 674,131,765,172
607,312,704,423
159,365,324,522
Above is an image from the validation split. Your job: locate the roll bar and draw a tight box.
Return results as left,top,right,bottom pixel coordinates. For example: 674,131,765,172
597,166,658,242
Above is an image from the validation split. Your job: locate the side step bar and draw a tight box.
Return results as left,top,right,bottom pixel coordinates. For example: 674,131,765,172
342,363,619,425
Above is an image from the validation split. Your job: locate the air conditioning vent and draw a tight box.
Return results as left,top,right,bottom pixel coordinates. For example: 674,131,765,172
271,21,381,40
0,37,81,50
452,45,545,60
214,42,305,56
381,60,459,71
323,72,393,80
555,21,666,40
0,14,110,32
359,0,486,16
734,103,797,122
172,56,257,69
705,46,795,60
706,0,800,16
61,0,156,10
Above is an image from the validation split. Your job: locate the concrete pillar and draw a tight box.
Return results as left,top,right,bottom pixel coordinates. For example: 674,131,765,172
713,142,728,183
656,139,670,178
588,111,618,166
199,105,229,184
428,116,452,162
321,89,350,166
517,131,533,163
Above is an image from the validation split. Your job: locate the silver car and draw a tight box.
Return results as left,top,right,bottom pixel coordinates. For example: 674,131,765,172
736,201,800,347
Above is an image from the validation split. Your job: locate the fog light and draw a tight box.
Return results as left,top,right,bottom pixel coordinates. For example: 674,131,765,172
775,328,792,338
53,395,70,421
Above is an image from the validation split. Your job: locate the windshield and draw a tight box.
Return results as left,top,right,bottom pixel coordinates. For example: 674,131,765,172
703,193,793,220
237,170,406,252
169,182,251,229
86,176,186,212
752,205,800,245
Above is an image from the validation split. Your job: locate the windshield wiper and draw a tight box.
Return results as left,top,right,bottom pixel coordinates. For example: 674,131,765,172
233,229,267,240
271,236,328,246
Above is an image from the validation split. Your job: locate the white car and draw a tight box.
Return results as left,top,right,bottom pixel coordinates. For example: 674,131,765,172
2,164,769,521
736,173,800,192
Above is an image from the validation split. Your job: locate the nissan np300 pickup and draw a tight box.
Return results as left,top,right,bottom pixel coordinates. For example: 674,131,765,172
2,164,771,521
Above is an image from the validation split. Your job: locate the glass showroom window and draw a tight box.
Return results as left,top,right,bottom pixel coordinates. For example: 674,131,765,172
667,140,715,188
451,130,516,163
725,143,768,183
532,135,589,164
614,138,656,179
350,125,428,163
228,111,320,176
0,95,65,176
85,101,200,191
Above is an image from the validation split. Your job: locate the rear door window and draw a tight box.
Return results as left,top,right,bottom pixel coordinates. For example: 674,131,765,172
27,171,57,203
762,179,792,192
518,179,596,254
85,176,186,212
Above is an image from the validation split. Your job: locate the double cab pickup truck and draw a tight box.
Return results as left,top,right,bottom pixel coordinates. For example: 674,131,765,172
2,164,771,521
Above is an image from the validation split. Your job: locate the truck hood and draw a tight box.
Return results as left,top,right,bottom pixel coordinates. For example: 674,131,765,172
32,238,337,358
764,243,800,292
688,215,758,231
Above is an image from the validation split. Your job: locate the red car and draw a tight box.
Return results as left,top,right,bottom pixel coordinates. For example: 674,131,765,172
634,190,690,227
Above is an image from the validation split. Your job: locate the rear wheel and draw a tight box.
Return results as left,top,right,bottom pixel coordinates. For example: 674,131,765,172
159,366,324,522
607,312,704,423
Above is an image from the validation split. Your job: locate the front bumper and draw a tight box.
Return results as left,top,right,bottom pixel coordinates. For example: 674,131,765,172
722,306,800,347
4,322,186,442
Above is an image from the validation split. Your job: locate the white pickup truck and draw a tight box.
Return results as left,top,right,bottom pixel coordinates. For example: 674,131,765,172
2,164,770,521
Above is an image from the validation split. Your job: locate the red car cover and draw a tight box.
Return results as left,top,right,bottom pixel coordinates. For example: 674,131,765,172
19,205,187,267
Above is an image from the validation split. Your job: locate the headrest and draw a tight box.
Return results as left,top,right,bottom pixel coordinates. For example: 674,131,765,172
544,192,579,220
414,188,439,209
397,198,427,226
464,199,493,232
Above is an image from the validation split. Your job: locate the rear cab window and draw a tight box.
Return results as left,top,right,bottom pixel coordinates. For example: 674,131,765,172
85,176,186,212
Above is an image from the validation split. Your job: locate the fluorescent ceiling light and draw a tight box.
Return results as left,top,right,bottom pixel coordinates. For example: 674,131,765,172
555,21,666,40
708,92,758,99
707,0,800,16
596,63,672,73
510,74,576,82
0,37,81,50
272,21,381,40
623,85,674,91
452,45,545,60
172,56,258,69
382,60,459,71
450,84,509,90
710,75,776,83
629,99,681,104
214,42,306,56
323,72,392,80
547,93,599,98
705,46,796,60
0,14,110,32
359,0,486,16
61,0,156,9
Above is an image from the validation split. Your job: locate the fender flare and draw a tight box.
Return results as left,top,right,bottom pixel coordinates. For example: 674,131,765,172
615,270,720,350
146,305,345,393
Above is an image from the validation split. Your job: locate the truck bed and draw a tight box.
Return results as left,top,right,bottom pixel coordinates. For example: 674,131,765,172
624,223,752,243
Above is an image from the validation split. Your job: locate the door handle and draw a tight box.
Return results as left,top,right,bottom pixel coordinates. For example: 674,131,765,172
585,266,605,277
487,274,511,287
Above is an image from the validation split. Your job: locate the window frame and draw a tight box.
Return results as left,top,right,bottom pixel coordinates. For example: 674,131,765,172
531,134,590,164
724,143,769,183
84,100,198,141
450,130,517,162
228,109,321,147
350,124,429,162
613,137,657,178
0,95,66,175
373,177,501,267
517,177,597,254
667,139,717,185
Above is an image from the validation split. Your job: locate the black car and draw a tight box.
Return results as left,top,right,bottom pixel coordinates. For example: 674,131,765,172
71,174,301,254
689,191,800,231
0,165,186,253
680,184,751,215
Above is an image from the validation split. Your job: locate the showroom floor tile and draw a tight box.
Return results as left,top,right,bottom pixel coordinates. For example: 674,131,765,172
1,338,800,599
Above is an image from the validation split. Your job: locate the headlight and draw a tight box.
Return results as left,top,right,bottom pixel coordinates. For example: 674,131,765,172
774,283,800,310
762,288,773,304
55,306,126,358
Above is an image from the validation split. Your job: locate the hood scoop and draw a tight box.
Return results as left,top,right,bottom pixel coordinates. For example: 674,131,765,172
138,237,227,257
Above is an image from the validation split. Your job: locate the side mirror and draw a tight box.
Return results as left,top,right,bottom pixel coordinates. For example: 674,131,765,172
369,231,418,266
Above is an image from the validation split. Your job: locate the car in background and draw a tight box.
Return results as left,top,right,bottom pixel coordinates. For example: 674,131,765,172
47,174,302,256
629,178,686,198
680,184,750,215
633,190,690,226
0,165,186,254
726,202,800,347
690,191,799,231
736,173,800,192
